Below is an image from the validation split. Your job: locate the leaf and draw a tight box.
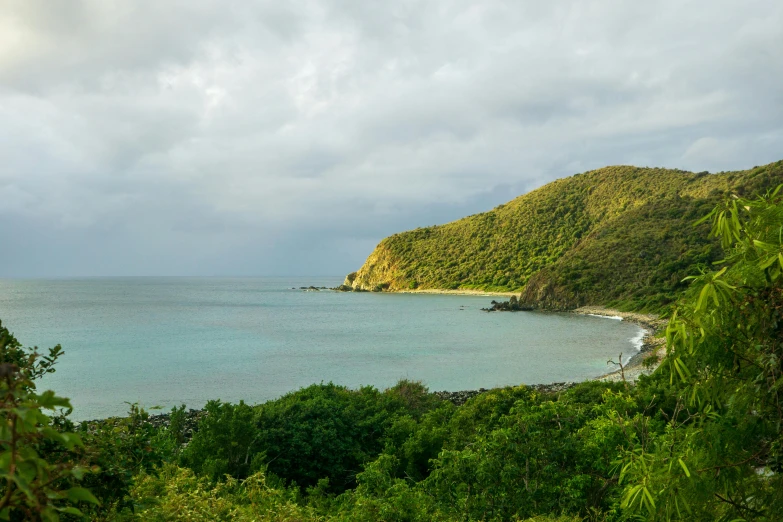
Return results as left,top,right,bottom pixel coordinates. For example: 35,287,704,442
58,432,83,450
678,458,691,477
36,390,72,410
673,358,691,383
714,279,736,290
696,284,710,312
65,487,100,505
760,255,778,270
694,210,714,226
40,506,59,522
70,466,88,480
622,484,642,509
642,486,656,510
753,239,776,251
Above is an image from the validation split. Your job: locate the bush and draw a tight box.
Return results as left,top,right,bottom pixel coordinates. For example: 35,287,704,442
179,400,259,482
118,464,319,521
0,321,98,520
179,382,442,493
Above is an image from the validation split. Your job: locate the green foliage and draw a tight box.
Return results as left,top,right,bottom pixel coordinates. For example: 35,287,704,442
331,454,450,522
0,320,62,382
0,322,97,521
180,381,442,494
76,403,177,518
167,404,188,446
348,161,783,312
117,463,321,521
419,384,631,521
614,185,783,521
256,382,439,492
179,400,258,483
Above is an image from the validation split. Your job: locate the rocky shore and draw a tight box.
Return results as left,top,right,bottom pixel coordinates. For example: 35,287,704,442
433,382,576,405
572,306,668,382
83,382,587,436
481,295,534,312
79,408,206,443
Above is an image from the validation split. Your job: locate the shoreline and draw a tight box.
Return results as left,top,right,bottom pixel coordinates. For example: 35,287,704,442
391,288,517,297
80,304,669,427
572,306,667,382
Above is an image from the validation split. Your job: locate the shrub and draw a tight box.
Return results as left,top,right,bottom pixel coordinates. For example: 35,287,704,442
0,321,98,520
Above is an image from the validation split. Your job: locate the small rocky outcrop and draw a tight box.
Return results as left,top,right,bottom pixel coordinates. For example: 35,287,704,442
332,285,368,292
433,382,576,405
482,295,534,312
147,409,206,441
433,389,488,405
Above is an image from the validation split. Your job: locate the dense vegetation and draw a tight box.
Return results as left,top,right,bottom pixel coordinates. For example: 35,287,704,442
1,178,782,520
346,160,783,312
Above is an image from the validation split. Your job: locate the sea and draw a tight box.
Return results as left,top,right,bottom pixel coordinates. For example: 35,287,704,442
0,277,645,420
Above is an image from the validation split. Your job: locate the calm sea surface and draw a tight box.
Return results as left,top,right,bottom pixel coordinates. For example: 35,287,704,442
0,277,644,420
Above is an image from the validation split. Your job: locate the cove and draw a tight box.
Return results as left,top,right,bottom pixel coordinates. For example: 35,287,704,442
0,277,644,420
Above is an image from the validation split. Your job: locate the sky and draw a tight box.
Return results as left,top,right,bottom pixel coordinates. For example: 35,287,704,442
1,1,781,277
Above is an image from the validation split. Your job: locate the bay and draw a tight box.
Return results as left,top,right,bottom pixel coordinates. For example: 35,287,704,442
0,277,644,420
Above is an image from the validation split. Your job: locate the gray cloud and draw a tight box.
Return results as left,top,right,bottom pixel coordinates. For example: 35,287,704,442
0,0,781,276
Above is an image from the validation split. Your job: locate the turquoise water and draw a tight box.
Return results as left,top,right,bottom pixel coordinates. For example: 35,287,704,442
0,277,643,420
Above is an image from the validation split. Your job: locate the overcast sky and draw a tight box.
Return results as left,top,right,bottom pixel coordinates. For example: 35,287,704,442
1,1,781,277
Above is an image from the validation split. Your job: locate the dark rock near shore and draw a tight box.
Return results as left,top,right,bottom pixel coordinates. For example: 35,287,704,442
433,382,576,405
80,383,580,433
482,295,534,312
530,382,576,394
79,408,207,443
146,409,207,440
332,285,368,292
433,389,486,405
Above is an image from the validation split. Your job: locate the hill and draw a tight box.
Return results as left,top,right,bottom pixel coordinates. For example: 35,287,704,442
344,160,783,311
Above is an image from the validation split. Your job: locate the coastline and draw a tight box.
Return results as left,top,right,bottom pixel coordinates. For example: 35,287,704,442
393,288,518,297
572,306,668,382
81,304,670,429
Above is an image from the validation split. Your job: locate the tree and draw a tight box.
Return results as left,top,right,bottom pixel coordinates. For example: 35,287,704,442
0,321,98,520
618,186,783,520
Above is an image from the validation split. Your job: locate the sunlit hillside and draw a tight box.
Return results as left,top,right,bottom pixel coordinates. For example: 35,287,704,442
347,160,783,311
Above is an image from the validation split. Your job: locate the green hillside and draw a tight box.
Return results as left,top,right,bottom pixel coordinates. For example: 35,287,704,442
345,160,783,311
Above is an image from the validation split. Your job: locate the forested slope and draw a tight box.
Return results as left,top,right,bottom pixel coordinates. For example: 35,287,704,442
346,160,783,310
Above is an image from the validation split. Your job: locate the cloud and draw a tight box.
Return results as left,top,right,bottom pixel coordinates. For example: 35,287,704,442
0,0,781,276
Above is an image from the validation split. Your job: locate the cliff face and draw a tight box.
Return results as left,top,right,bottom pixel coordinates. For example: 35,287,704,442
344,244,408,291
346,161,783,310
